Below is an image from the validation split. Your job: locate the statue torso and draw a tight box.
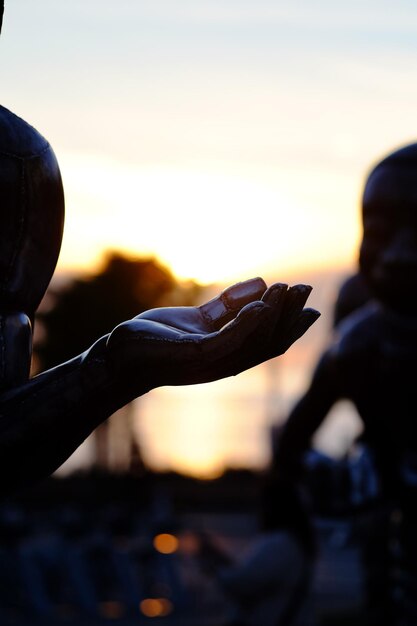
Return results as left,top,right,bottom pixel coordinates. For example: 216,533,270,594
330,301,417,492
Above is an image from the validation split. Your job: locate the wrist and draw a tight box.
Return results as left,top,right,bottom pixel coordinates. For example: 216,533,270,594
83,334,155,408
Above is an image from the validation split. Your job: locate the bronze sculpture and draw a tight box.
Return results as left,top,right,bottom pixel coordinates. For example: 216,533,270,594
274,143,417,625
275,143,417,492
0,105,319,496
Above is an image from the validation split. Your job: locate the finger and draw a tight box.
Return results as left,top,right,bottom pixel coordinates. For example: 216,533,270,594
203,300,271,354
202,300,271,359
279,307,321,353
261,283,288,320
210,299,270,340
200,277,267,330
279,284,313,329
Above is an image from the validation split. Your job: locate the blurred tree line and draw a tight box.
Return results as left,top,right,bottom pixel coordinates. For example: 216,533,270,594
34,251,204,473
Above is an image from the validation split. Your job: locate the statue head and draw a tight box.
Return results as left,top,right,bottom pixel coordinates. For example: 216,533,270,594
359,143,417,315
0,105,64,386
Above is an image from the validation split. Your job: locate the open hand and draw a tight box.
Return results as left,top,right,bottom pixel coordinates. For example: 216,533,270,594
107,277,319,389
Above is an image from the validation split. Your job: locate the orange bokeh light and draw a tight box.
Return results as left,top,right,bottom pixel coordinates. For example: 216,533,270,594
153,533,179,554
140,598,173,618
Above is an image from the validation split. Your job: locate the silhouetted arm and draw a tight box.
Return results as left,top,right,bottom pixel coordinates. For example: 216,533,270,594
274,349,343,480
0,278,319,496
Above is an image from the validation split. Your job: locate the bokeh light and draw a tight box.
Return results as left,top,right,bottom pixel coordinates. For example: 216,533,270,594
153,533,179,554
140,598,173,618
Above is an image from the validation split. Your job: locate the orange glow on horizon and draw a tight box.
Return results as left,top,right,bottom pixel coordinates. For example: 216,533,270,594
56,154,360,286
135,367,279,479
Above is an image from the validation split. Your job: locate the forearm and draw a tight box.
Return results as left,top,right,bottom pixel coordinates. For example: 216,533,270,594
0,335,150,497
0,278,320,498
274,352,340,480
275,396,325,479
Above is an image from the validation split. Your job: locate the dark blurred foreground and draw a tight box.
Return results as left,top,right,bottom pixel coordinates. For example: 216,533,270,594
0,467,395,626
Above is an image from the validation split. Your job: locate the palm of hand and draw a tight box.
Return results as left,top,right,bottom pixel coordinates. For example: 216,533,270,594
107,278,319,388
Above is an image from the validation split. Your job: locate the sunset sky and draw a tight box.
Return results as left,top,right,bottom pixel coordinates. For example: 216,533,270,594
1,1,417,475
2,1,417,285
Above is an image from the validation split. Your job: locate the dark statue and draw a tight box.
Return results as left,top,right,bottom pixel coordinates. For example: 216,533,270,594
274,143,417,625
275,143,417,493
0,105,319,496
332,271,370,329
